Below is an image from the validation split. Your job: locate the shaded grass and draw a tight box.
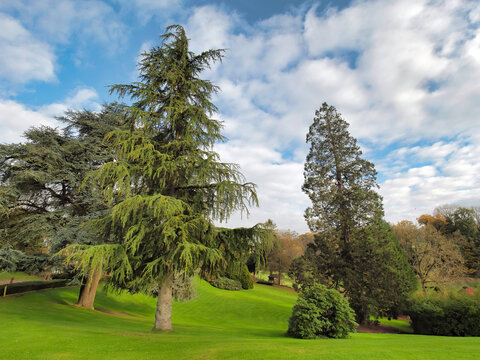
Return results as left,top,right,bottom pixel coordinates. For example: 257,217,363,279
0,271,43,282
1,278,480,359
377,318,413,333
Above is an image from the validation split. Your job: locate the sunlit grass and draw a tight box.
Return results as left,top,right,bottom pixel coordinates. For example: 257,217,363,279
1,277,479,359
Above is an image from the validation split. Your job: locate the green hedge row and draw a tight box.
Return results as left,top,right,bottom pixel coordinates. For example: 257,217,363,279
0,279,69,296
209,277,242,291
408,294,480,336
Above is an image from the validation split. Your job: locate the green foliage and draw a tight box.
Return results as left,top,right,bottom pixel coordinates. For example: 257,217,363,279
147,273,197,301
296,219,417,324
0,247,51,275
408,292,480,336
350,222,417,321
287,284,357,339
288,257,315,291
225,263,253,289
0,247,24,272
209,277,242,291
444,207,480,275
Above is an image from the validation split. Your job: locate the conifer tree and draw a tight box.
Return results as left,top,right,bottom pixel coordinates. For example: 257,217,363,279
63,25,267,331
303,102,383,241
299,103,415,323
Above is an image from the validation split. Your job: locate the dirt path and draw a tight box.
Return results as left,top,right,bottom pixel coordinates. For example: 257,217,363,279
357,323,402,334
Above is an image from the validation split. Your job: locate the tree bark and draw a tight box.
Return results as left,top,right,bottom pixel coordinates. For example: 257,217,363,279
77,267,102,309
153,273,173,331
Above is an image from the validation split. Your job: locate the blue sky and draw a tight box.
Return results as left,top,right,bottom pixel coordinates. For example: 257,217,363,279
1,0,480,233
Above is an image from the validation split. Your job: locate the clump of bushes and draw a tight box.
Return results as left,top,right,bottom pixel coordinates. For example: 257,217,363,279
408,292,480,336
210,277,242,291
225,264,254,290
287,284,357,339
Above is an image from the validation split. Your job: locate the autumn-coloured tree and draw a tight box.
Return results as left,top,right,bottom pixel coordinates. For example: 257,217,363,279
432,206,480,274
393,220,465,292
417,214,448,232
267,231,305,285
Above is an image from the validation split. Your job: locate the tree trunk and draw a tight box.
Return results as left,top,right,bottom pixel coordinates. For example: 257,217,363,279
153,273,173,331
77,268,102,309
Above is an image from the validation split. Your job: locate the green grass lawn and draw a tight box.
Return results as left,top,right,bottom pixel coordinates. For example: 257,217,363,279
1,278,480,359
255,270,294,287
0,271,43,282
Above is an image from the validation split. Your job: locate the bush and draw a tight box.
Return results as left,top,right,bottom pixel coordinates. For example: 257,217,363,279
408,293,480,336
225,263,254,290
287,284,357,339
210,277,242,291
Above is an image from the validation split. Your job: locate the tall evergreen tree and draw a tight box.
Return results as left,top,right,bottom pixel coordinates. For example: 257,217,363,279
303,103,383,240
63,25,267,331
299,103,415,323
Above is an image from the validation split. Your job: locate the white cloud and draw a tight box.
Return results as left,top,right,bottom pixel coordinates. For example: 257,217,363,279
0,0,127,50
215,142,310,232
0,100,57,144
3,0,480,232
0,13,55,83
180,1,480,231
0,88,99,144
380,138,480,224
39,88,100,117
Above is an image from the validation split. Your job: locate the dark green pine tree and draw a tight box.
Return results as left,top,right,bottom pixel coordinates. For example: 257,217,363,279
62,25,268,331
303,102,383,241
301,103,415,323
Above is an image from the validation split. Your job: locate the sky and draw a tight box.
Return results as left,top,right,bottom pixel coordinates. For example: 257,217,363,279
1,0,480,233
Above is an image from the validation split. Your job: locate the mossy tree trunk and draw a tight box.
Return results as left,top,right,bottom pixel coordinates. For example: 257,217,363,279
154,273,173,331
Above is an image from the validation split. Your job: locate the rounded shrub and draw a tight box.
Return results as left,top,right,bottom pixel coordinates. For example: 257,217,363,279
287,284,357,339
209,277,242,291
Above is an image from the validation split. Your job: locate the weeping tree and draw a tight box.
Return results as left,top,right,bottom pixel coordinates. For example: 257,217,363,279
62,25,267,331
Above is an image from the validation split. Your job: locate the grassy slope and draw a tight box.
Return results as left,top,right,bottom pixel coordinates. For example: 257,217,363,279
1,279,480,360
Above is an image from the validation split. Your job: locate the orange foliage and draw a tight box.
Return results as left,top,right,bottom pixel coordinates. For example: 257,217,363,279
418,213,447,230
